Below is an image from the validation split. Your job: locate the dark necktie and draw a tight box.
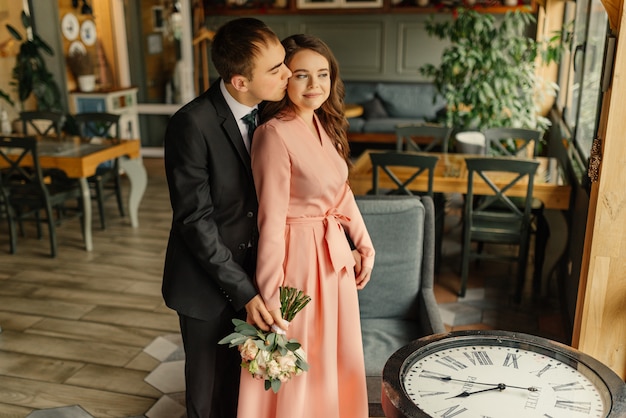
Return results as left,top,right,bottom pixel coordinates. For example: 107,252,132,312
242,109,258,142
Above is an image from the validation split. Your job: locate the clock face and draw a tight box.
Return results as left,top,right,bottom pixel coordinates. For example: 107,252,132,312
383,331,626,418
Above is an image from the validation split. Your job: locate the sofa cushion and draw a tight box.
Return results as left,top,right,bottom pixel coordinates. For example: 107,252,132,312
347,117,365,132
376,83,444,120
344,81,378,104
357,197,425,319
361,318,425,376
361,97,388,120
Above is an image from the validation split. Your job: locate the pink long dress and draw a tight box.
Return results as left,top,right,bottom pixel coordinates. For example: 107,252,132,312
237,112,375,418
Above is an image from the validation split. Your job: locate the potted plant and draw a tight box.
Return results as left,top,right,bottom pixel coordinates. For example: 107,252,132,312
0,11,62,114
420,8,564,136
66,49,96,92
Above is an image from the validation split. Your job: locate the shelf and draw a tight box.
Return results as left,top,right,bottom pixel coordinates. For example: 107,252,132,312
205,0,536,15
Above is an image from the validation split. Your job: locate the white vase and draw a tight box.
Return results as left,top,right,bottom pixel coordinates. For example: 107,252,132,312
78,74,96,92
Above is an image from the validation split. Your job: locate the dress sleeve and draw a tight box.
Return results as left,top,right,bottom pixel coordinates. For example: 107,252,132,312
251,123,290,311
336,181,375,270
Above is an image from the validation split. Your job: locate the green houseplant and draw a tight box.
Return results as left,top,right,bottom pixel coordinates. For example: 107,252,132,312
66,49,96,92
0,11,62,113
420,8,562,134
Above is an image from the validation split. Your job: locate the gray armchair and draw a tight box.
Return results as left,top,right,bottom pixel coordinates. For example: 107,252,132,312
355,195,445,409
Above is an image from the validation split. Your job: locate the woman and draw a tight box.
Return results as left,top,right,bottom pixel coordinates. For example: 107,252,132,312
237,34,375,418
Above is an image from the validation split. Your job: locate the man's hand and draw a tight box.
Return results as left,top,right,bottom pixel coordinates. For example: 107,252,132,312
244,295,274,331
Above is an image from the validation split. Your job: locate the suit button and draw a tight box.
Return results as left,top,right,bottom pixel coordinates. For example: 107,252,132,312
238,243,246,250
247,211,254,218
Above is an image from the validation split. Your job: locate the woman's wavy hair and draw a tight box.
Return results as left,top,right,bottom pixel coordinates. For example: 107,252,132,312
260,34,351,165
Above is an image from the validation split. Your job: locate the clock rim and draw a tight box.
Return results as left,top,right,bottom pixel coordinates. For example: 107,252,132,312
381,330,626,418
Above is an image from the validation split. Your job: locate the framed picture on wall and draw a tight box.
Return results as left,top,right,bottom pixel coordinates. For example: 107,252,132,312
297,0,381,8
152,6,165,32
340,0,382,7
296,0,340,8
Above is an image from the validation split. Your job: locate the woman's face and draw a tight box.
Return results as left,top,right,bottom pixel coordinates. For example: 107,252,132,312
286,49,331,115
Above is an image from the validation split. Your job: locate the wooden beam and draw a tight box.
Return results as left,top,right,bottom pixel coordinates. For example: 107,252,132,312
573,0,626,379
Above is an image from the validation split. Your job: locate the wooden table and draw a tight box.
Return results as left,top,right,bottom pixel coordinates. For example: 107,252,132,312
4,136,148,251
349,150,571,210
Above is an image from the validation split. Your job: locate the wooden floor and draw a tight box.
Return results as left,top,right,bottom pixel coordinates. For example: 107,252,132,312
0,158,178,417
0,158,567,417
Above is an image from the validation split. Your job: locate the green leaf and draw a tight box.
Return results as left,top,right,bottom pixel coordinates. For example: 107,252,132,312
217,332,244,345
296,358,309,371
285,341,301,351
6,24,22,41
271,379,281,393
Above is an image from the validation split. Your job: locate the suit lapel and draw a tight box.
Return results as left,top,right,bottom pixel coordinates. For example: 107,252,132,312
208,83,252,177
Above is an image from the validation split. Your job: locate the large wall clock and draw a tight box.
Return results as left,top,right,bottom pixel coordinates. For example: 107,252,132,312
382,330,626,417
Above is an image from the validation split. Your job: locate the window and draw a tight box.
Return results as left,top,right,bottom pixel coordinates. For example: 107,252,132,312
556,0,609,161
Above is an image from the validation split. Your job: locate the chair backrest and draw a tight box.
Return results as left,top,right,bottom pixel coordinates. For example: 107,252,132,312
370,151,439,197
395,124,452,153
483,127,543,158
465,157,540,234
356,196,438,320
74,112,121,140
19,111,65,137
0,135,47,197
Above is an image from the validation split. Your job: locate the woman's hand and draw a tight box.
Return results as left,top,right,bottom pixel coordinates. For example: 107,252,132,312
269,309,290,334
355,266,372,290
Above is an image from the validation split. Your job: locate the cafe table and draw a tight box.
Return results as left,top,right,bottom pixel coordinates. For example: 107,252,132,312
3,135,147,252
348,149,571,210
349,149,573,296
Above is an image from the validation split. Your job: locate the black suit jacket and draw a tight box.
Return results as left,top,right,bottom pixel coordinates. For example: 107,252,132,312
162,82,259,321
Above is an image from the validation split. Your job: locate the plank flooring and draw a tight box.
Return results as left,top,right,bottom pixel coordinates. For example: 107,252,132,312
0,157,567,417
0,158,175,417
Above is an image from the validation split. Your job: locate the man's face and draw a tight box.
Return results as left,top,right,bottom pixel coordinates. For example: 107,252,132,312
243,40,292,106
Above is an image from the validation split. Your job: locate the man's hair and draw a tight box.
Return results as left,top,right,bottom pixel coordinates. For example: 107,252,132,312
211,18,280,82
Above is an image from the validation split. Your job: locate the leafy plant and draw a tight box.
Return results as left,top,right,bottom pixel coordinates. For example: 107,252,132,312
420,9,565,133
0,11,62,112
66,50,94,78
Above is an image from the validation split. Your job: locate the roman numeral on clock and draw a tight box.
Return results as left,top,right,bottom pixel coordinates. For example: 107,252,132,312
551,381,585,391
436,356,468,371
434,405,468,417
503,353,520,368
554,398,591,414
463,351,493,366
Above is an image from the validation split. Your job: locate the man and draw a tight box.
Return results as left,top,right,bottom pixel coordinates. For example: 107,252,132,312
162,18,292,417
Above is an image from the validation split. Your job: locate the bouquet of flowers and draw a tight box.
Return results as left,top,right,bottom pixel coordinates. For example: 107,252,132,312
219,286,311,393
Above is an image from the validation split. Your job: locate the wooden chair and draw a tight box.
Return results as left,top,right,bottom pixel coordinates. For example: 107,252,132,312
370,151,445,272
0,170,17,254
74,112,124,230
356,195,445,408
19,111,65,136
395,123,452,153
482,127,547,296
460,157,540,302
483,127,543,158
0,135,83,257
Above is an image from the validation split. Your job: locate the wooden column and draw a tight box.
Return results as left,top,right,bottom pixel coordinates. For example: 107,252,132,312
572,0,626,379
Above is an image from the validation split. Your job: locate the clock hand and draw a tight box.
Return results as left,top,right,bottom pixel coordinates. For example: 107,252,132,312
449,383,506,398
434,376,539,392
